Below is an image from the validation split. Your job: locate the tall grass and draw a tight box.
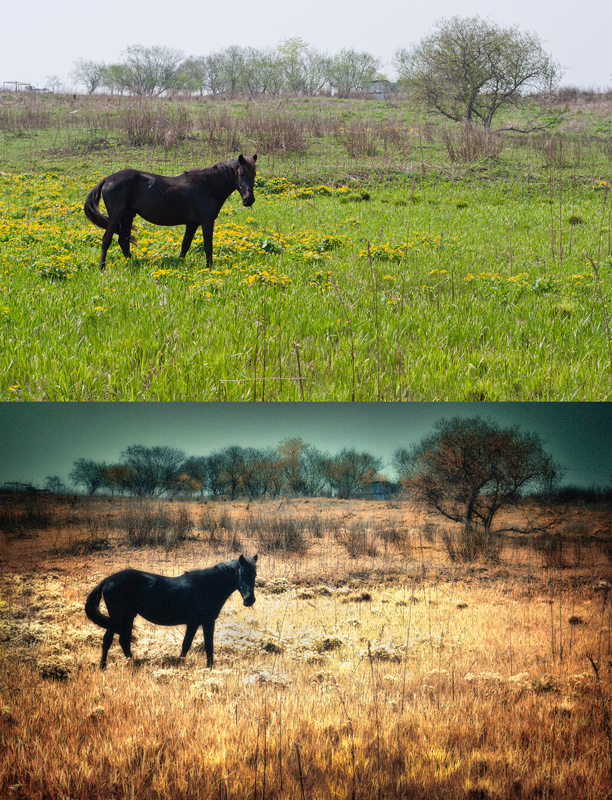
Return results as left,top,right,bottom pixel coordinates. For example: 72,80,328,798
2,494,612,799
1,93,612,400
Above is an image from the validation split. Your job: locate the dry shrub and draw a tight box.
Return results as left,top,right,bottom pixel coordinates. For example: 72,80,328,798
532,522,590,568
337,520,379,558
197,110,242,151
121,504,194,548
248,114,308,154
336,120,379,157
0,104,54,131
422,521,438,543
0,495,56,536
377,523,410,551
440,525,502,562
36,655,76,681
537,133,566,167
198,507,238,546
378,122,415,155
249,512,311,554
116,105,191,147
441,123,504,162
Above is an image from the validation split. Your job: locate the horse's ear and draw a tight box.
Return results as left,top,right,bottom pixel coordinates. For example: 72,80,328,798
238,154,245,165
253,154,257,162
239,554,246,565
253,554,258,563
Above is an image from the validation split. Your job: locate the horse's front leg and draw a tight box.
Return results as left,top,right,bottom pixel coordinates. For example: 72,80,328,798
180,623,199,659
203,621,215,668
179,223,198,259
201,220,214,268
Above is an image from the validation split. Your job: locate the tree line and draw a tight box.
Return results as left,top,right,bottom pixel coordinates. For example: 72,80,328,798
45,416,568,559
69,19,560,129
70,39,381,98
66,438,384,500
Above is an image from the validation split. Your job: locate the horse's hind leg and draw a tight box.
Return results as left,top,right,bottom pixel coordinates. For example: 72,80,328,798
118,214,136,258
179,623,199,659
179,223,198,258
100,628,114,669
100,220,120,270
118,617,135,660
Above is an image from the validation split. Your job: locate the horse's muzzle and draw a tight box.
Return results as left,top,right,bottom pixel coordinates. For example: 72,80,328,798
243,597,255,607
243,197,255,207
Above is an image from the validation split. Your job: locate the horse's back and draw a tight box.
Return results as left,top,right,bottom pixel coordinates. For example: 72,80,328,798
106,569,198,625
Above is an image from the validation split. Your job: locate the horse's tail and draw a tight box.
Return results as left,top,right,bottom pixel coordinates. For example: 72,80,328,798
85,578,112,630
85,577,137,642
84,178,137,244
84,179,109,231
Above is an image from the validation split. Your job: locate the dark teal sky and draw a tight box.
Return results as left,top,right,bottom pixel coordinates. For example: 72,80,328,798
0,402,610,489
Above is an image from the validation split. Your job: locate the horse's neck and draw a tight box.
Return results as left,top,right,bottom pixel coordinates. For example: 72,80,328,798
214,162,238,199
215,561,239,596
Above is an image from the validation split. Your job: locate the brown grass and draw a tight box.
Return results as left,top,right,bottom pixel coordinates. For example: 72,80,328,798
1,495,612,799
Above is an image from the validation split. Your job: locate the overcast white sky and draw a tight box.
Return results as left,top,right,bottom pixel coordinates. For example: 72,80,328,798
2,0,610,90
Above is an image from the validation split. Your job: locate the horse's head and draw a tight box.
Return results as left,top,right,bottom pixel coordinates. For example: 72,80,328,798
237,553,258,606
237,154,257,207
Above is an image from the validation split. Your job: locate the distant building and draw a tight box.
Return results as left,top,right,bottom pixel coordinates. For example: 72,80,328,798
369,80,398,99
368,480,401,499
1,481,47,494
2,82,48,92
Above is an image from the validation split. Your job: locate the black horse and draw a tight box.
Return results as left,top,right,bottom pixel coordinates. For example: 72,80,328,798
85,554,258,669
84,154,257,269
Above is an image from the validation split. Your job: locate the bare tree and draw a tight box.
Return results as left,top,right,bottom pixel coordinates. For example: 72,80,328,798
394,416,563,559
204,52,229,95
69,458,106,495
181,57,209,95
69,59,105,93
241,47,283,96
218,445,247,499
326,448,381,499
277,37,329,95
121,45,187,95
179,457,208,495
45,475,67,494
278,437,310,495
394,16,561,128
119,445,186,496
328,49,380,96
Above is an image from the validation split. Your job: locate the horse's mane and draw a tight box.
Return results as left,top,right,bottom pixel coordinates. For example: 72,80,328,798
184,558,238,578
185,159,238,178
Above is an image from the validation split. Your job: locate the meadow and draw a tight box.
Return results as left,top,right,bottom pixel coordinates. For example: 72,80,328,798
1,492,612,799
1,91,612,400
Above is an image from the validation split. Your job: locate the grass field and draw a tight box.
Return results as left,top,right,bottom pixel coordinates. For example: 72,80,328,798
1,91,612,400
1,493,612,799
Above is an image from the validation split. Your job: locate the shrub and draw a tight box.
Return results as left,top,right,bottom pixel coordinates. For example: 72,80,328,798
337,521,378,558
116,105,191,147
440,525,502,562
0,495,56,537
440,123,503,162
532,532,568,568
121,504,194,549
533,521,590,568
248,114,308,154
249,512,311,554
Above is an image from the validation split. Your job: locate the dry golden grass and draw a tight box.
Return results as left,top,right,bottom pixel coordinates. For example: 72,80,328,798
1,495,612,799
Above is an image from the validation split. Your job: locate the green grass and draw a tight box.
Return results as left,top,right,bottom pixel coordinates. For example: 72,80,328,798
1,93,612,399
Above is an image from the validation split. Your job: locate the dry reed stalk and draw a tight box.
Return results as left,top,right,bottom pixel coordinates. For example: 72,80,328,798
587,254,612,382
